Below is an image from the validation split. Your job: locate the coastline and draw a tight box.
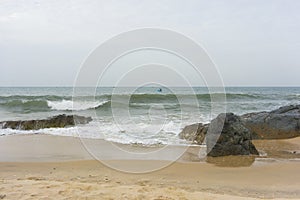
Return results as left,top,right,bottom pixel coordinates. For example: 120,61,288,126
0,134,203,162
1,134,300,199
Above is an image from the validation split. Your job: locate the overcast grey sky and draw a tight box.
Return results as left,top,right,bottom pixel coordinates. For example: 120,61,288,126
0,0,300,86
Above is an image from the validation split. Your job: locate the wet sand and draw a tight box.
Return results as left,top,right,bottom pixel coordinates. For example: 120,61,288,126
0,135,300,199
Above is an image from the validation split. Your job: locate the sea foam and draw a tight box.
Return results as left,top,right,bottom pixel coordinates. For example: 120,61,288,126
47,100,110,111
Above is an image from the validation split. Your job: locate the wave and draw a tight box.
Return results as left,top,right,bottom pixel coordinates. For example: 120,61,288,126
0,100,50,112
0,99,110,112
47,100,110,111
286,94,300,100
0,93,271,113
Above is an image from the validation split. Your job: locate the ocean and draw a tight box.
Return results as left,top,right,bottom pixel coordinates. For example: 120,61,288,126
0,87,299,145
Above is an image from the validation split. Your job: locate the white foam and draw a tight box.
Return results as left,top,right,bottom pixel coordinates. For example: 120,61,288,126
47,100,109,111
0,119,191,146
0,124,103,139
162,121,181,134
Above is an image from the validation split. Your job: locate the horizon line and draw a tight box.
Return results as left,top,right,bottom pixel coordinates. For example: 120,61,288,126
1,85,300,88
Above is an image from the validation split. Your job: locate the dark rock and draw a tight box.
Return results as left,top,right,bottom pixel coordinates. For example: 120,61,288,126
178,123,208,144
241,105,300,139
179,104,300,157
206,113,259,157
0,114,92,130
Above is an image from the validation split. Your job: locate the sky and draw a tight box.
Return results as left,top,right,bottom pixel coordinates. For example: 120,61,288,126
0,0,300,87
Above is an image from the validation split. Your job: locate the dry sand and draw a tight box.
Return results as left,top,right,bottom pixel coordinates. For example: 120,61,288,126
0,135,300,200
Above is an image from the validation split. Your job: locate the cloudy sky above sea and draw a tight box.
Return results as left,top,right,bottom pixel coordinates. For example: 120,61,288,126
0,0,299,86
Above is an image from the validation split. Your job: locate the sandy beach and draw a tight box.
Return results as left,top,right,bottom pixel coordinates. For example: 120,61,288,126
1,135,300,199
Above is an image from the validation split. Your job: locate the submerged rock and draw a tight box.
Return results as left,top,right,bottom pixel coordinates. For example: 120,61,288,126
241,105,300,139
206,113,259,157
0,114,92,130
178,123,208,144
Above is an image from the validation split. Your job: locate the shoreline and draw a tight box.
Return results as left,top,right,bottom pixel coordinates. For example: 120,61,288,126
0,134,203,162
1,134,300,162
1,134,300,199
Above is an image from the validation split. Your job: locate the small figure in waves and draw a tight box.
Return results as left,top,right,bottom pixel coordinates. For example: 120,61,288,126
157,88,162,93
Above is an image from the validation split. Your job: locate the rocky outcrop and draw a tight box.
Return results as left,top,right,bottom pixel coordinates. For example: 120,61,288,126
241,105,300,139
178,123,208,144
179,104,300,157
178,113,259,157
206,113,259,157
0,114,92,130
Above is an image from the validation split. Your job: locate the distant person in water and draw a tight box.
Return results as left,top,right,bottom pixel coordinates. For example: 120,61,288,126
157,88,162,92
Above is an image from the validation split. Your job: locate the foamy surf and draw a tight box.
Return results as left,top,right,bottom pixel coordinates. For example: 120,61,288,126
0,120,190,146
47,100,110,111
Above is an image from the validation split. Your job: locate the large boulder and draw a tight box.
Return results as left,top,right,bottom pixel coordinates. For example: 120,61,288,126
241,105,300,139
0,114,92,130
178,123,208,144
206,113,259,157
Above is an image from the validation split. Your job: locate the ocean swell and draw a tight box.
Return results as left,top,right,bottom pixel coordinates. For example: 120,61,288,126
0,92,275,113
0,99,110,112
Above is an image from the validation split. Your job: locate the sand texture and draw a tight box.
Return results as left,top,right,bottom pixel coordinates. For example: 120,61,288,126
0,135,300,199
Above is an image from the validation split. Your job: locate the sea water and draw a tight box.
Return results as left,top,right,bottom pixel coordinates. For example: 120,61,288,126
0,87,299,145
